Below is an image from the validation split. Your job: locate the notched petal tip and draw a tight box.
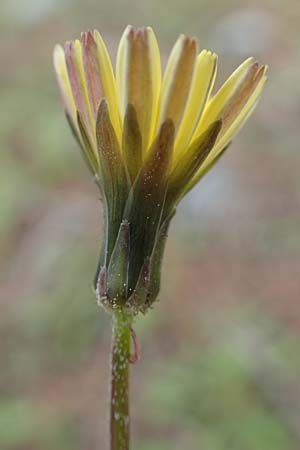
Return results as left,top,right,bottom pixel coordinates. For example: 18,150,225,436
81,30,94,46
159,33,197,133
124,24,134,38
125,25,152,48
177,35,197,54
135,26,148,40
218,59,267,132
187,36,197,49
255,64,268,81
176,34,197,52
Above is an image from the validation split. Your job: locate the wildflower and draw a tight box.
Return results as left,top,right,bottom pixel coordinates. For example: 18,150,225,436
53,26,267,315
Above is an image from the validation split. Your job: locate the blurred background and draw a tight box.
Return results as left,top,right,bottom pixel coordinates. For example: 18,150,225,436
1,0,300,449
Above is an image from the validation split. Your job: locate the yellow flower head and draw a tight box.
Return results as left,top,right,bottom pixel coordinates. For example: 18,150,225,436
53,26,267,314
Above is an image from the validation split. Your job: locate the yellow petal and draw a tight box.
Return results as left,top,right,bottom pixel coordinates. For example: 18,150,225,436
193,57,255,137
158,35,197,134
81,31,102,118
214,73,267,155
129,28,158,154
120,27,161,155
146,26,162,148
116,26,131,120
174,50,217,160
192,72,267,183
219,63,266,134
53,44,76,123
93,30,121,141
64,39,95,141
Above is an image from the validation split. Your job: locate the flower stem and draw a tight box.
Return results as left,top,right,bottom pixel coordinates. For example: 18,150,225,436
110,311,132,450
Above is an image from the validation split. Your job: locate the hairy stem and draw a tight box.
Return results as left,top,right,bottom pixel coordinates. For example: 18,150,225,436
110,311,132,450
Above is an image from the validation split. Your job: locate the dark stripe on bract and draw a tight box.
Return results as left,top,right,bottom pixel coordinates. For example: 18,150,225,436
96,99,130,271
123,119,175,295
